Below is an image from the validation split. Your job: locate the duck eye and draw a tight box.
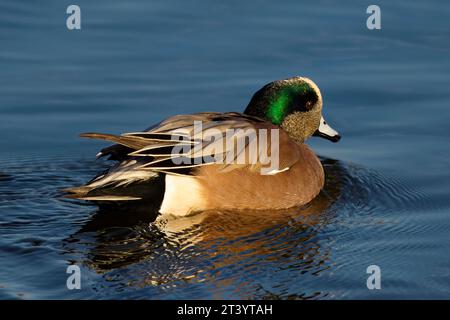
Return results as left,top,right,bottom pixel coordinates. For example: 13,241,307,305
305,101,314,110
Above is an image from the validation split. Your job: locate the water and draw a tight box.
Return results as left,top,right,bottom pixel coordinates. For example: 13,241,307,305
1,0,450,299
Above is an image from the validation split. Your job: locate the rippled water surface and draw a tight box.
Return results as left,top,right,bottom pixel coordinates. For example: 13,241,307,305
1,0,450,299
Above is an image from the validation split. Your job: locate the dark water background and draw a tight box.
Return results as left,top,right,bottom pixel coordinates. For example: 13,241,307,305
1,0,450,299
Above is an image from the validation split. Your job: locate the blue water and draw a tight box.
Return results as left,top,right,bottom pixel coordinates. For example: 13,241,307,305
1,0,450,299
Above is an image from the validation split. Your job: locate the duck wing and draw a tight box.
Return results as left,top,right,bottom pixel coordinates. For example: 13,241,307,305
80,112,300,176
65,112,301,201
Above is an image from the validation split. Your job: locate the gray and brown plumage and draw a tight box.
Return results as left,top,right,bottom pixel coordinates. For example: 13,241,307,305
65,76,341,216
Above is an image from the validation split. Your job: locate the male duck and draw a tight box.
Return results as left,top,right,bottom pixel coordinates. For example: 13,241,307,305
66,76,340,216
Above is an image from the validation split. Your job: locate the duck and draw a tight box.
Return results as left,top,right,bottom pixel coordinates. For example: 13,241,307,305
65,76,341,216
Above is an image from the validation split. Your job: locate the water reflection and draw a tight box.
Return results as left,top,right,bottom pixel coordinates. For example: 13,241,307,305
0,153,432,298
63,158,345,292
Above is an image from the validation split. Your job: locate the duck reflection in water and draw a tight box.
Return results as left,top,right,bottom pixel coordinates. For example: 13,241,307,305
63,158,345,292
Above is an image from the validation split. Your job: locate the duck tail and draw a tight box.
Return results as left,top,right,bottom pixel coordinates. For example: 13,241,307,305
79,132,149,150
62,185,143,201
62,185,91,198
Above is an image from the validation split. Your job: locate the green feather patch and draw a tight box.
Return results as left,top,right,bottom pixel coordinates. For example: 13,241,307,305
266,83,313,125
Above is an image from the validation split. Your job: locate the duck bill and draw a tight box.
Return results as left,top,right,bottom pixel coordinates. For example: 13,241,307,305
313,116,341,142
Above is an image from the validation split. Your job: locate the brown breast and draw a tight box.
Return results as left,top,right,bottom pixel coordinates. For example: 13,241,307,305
196,143,324,211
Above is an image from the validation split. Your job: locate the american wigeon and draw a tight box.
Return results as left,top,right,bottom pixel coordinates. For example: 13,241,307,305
66,76,340,216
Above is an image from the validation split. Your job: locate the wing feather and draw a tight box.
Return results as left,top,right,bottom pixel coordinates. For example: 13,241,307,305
80,112,300,176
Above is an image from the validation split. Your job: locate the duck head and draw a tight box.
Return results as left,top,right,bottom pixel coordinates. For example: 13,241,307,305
244,76,341,143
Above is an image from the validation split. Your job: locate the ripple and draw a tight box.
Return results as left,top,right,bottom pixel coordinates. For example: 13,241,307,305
0,154,446,299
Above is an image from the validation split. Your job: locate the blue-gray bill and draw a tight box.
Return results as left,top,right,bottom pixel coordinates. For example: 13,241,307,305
313,116,341,142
